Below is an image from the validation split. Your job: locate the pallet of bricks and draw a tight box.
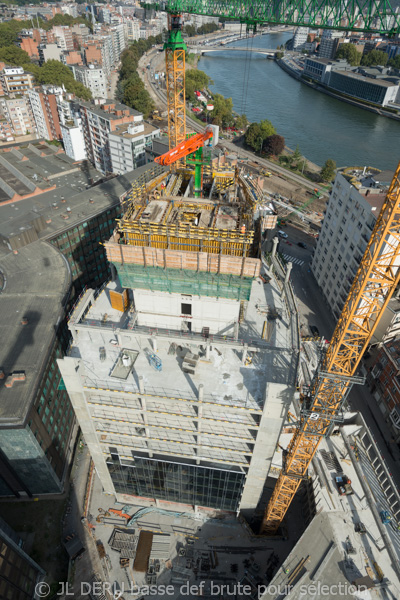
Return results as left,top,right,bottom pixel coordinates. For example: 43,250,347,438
108,528,138,567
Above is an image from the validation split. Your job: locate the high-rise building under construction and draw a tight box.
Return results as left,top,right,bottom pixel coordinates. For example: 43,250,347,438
58,163,300,515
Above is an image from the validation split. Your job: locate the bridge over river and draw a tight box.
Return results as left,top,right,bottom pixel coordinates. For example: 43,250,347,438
191,45,276,56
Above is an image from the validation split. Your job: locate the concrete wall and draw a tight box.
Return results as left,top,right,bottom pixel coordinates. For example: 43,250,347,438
239,382,293,516
57,357,115,495
133,289,240,334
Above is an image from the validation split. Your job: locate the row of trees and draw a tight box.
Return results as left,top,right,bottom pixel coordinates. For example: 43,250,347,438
335,43,389,67
117,35,163,118
183,23,220,37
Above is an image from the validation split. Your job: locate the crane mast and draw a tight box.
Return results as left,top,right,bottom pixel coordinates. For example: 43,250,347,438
262,162,400,534
165,13,186,165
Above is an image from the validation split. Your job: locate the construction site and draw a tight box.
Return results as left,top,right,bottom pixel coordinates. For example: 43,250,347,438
58,3,400,599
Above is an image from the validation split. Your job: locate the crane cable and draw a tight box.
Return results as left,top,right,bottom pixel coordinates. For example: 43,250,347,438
241,34,254,116
239,29,251,116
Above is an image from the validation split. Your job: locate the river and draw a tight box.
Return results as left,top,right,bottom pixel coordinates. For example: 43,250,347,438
198,32,400,170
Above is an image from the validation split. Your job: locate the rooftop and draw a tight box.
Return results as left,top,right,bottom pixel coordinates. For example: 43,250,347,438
0,158,167,423
110,121,160,141
0,241,70,425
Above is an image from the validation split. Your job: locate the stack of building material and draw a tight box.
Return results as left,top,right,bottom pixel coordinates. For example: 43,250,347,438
108,528,138,558
150,533,171,561
182,352,199,375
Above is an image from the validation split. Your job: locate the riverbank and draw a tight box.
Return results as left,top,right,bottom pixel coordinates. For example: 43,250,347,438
277,57,400,122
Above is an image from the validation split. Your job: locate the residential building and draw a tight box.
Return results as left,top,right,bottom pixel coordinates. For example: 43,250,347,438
0,516,45,598
110,24,126,63
109,119,160,174
125,18,141,43
79,100,139,174
57,96,87,161
0,66,34,96
367,337,400,442
63,50,84,66
20,37,39,59
52,25,74,51
318,29,345,59
38,43,62,66
28,86,63,141
291,26,309,50
0,96,35,137
72,64,107,99
311,167,392,319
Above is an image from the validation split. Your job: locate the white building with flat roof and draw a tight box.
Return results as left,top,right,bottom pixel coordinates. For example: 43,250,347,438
109,120,160,174
311,167,392,319
72,64,107,99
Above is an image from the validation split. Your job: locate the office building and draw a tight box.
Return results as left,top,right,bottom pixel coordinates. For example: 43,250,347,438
311,167,393,319
58,164,297,515
0,516,45,598
0,142,163,497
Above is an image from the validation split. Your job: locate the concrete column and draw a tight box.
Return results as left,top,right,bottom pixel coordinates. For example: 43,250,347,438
198,383,204,402
152,336,157,352
284,262,293,284
234,321,239,341
205,342,210,360
242,343,248,365
271,236,279,259
116,331,123,346
139,376,145,394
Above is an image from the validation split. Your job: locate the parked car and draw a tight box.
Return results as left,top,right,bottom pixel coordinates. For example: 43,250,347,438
310,325,320,337
278,230,288,239
297,242,307,249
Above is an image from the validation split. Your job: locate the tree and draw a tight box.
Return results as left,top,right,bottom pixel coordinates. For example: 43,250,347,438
209,93,234,128
388,55,400,69
245,119,276,152
263,134,285,156
336,43,362,66
0,45,30,66
361,49,388,67
320,159,336,182
275,52,284,60
290,144,302,168
235,114,248,130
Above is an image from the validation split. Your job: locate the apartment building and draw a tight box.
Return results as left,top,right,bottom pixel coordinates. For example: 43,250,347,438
20,37,39,59
79,100,139,174
110,24,126,64
311,167,392,319
125,18,141,42
318,29,345,59
109,119,160,174
84,36,114,76
0,66,34,96
38,43,62,66
72,64,107,99
52,25,74,51
57,95,86,161
367,336,400,442
0,96,35,137
28,86,62,141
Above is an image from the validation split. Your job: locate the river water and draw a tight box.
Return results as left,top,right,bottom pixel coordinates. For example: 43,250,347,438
198,32,400,170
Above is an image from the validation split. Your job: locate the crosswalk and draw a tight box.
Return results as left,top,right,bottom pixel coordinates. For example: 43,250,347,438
282,254,304,266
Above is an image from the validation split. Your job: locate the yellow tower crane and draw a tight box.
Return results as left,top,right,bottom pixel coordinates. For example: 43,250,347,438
261,163,400,534
158,8,400,536
164,14,187,162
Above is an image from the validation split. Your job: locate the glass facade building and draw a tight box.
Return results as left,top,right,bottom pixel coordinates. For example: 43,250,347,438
107,456,245,511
